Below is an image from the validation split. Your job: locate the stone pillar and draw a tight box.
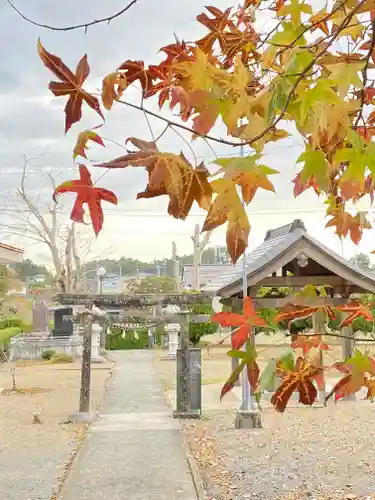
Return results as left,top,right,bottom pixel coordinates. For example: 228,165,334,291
99,323,107,355
164,323,180,359
91,322,105,363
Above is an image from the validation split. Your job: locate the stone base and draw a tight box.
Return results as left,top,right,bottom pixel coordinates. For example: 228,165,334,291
173,409,201,419
235,409,262,429
91,355,105,363
70,411,97,423
160,354,177,361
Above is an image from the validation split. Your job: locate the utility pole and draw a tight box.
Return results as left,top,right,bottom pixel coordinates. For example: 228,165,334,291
191,224,211,291
172,242,181,291
235,139,262,429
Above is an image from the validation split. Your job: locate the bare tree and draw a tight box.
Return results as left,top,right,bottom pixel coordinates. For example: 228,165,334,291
0,158,109,292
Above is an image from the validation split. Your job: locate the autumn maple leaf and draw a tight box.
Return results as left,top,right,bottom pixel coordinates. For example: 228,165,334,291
292,172,321,197
202,178,250,263
325,350,375,403
117,60,154,94
274,305,320,324
53,165,117,235
220,345,260,400
95,137,212,220
364,377,375,402
213,155,278,204
196,6,235,53
271,357,321,413
38,40,104,133
335,301,373,327
291,335,329,356
325,208,371,245
101,72,127,110
73,129,105,160
212,297,266,350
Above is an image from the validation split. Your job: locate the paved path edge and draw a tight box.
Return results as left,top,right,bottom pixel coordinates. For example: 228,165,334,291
53,359,116,499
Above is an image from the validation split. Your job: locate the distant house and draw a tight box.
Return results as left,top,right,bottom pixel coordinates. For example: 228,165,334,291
27,274,46,284
182,264,234,290
0,242,24,265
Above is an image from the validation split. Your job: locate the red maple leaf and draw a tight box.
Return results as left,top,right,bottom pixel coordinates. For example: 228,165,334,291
53,165,117,235
117,60,154,94
291,335,330,356
292,172,321,197
211,297,266,350
335,301,373,327
38,39,104,133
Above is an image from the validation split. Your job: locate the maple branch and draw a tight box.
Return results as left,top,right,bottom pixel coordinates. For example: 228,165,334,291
285,332,375,343
116,99,242,146
237,0,368,147
6,0,139,32
171,126,197,164
354,16,375,127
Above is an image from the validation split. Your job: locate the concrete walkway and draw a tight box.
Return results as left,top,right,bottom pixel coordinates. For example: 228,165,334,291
59,351,198,500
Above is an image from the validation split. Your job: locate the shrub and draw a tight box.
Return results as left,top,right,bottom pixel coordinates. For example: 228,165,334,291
41,349,56,360
188,302,218,345
106,327,149,350
48,354,73,363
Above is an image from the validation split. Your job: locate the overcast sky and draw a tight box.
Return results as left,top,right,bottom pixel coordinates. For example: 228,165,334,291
0,0,374,266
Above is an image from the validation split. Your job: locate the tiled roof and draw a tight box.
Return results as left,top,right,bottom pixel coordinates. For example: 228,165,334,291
182,264,233,288
202,220,375,296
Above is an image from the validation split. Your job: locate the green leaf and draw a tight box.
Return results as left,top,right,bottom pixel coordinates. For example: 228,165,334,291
227,349,247,359
297,148,329,190
278,348,295,372
270,23,306,46
258,358,277,393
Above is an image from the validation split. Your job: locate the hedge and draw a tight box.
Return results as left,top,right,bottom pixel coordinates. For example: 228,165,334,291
0,317,32,332
106,327,150,350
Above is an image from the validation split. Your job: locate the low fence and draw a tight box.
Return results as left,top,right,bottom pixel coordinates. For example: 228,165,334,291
9,333,83,361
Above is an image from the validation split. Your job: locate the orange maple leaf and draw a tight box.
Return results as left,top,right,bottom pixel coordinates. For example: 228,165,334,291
38,40,104,133
271,357,321,413
335,301,373,327
202,178,250,263
292,173,321,197
212,297,266,350
291,335,330,356
325,209,370,245
326,350,375,402
53,165,117,235
95,138,212,220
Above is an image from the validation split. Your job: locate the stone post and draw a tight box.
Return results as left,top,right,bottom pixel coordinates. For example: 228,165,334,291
91,322,105,363
165,324,180,359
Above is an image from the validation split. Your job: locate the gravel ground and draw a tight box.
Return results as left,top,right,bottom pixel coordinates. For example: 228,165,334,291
185,401,375,500
0,360,113,500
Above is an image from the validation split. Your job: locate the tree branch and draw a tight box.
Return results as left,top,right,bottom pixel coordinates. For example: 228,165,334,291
285,332,375,343
6,0,139,32
115,1,366,150
355,16,375,127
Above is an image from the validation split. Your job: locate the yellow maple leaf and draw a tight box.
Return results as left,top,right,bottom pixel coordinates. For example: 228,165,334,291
325,62,364,97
